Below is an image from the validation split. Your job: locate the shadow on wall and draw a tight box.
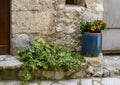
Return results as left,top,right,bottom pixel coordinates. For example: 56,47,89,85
66,0,87,8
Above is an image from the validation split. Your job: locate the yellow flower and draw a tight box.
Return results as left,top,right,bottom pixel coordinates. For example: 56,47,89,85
90,26,96,31
100,20,104,25
46,45,51,48
37,38,45,44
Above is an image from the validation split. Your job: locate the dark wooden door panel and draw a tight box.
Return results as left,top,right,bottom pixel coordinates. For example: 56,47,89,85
0,47,8,54
0,0,10,54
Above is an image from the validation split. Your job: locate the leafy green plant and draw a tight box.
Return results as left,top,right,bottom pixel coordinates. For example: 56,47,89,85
18,39,85,84
80,20,107,33
20,72,31,84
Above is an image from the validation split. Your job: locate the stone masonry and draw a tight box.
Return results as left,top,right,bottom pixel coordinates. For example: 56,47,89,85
11,0,104,55
0,55,120,85
0,54,103,80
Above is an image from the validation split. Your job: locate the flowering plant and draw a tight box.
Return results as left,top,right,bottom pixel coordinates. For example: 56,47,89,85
80,20,107,33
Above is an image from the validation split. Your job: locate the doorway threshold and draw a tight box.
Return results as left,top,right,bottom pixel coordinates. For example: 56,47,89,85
0,55,22,69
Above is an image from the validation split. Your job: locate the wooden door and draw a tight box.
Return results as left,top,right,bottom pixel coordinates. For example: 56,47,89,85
103,0,120,53
0,0,10,54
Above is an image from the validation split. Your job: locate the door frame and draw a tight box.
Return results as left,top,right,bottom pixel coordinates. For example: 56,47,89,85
8,0,10,54
7,0,10,54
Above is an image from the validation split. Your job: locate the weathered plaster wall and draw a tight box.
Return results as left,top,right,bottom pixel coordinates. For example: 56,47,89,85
11,0,104,55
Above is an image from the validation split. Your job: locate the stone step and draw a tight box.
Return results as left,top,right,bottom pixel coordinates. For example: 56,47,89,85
0,55,22,80
0,77,120,85
0,54,120,80
0,54,103,80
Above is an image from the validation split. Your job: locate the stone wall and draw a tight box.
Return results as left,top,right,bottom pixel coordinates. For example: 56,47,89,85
11,0,104,55
0,54,103,80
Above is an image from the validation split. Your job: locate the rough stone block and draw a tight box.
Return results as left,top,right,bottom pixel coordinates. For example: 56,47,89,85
11,0,54,11
85,53,103,67
82,11,103,23
71,71,85,78
84,53,103,75
85,0,103,7
12,11,54,34
13,34,30,48
42,71,65,80
42,71,56,79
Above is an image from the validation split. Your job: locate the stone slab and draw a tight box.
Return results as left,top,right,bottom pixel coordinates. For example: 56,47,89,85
59,79,80,85
81,79,92,85
101,78,120,85
84,53,103,67
0,55,22,69
0,77,120,85
103,55,120,77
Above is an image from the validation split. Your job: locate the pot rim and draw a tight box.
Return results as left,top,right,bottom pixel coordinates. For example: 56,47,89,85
84,32,101,34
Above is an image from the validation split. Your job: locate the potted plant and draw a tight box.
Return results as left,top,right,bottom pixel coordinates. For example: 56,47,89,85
80,20,107,56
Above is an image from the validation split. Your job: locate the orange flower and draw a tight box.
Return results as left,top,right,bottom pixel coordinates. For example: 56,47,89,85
100,20,104,25
97,25,101,29
90,26,96,31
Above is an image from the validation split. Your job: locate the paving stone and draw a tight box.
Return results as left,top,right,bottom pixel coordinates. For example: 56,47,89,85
101,78,120,85
28,83,39,85
93,81,101,85
92,78,102,85
40,81,53,85
103,55,120,76
6,81,21,85
81,79,92,85
51,83,63,85
28,80,41,85
59,79,80,85
92,78,101,81
103,56,120,70
0,77,120,85
0,81,6,85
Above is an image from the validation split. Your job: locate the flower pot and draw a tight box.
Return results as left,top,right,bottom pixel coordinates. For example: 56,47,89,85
82,32,102,56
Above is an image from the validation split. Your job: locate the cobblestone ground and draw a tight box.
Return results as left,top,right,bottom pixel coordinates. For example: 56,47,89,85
0,77,120,85
103,55,120,77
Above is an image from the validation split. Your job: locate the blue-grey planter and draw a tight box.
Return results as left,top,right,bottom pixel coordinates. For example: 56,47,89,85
82,32,102,55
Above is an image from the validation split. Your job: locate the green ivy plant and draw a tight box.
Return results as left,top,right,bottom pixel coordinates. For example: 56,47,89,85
18,39,85,84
